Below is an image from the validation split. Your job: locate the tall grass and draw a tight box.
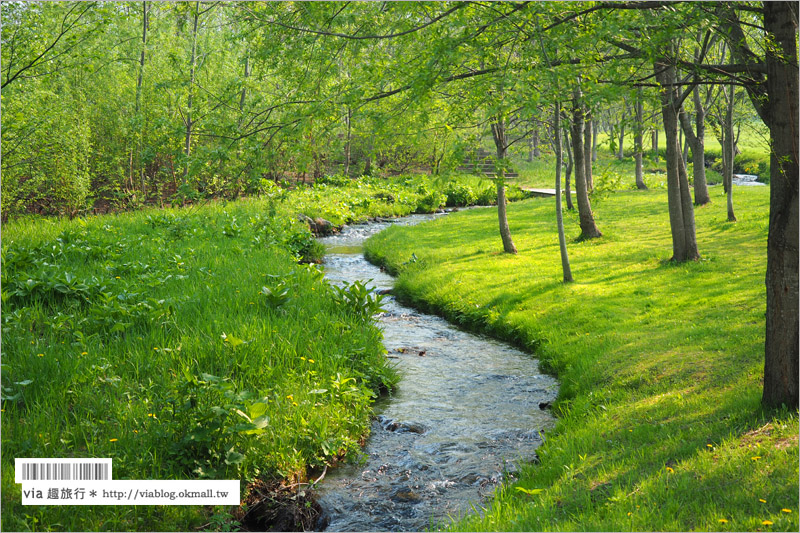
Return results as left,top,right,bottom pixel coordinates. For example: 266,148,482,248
1,191,405,531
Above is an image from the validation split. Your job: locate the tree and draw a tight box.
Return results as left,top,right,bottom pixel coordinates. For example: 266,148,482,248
654,44,700,262
554,100,573,282
633,87,648,189
570,84,603,240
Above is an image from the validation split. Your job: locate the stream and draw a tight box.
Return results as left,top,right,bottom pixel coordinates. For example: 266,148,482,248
315,214,557,532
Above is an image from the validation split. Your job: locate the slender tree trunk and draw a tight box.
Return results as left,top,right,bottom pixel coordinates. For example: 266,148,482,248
679,125,687,166
491,116,517,254
344,106,352,176
617,99,627,160
678,89,711,205
762,1,799,410
592,119,598,162
655,52,700,262
554,101,573,282
652,129,659,161
571,88,602,239
533,123,540,158
135,1,147,114
634,88,647,189
182,1,200,184
565,124,575,210
239,55,249,116
136,1,148,198
723,84,737,222
584,110,593,191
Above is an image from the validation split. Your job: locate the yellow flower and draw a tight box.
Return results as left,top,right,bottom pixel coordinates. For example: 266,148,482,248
37,353,44,357
81,352,88,355
115,276,121,279
706,444,713,448
762,520,773,526
718,519,728,524
308,359,315,363
781,509,792,513
751,456,761,461
759,499,767,503
666,466,674,473
109,438,118,442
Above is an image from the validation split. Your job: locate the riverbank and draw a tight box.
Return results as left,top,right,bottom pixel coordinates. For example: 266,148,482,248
2,174,485,532
364,185,799,531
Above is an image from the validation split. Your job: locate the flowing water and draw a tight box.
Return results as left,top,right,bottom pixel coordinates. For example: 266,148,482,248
315,214,557,532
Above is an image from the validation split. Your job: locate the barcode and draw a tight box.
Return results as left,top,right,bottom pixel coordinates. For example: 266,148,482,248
15,459,112,483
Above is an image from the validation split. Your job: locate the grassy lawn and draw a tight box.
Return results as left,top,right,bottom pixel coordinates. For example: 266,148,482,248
364,184,799,531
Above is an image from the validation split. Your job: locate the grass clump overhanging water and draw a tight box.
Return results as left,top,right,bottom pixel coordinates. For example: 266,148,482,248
0,188,411,531
363,184,798,531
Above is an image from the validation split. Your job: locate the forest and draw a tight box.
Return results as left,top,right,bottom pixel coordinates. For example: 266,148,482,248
1,1,798,532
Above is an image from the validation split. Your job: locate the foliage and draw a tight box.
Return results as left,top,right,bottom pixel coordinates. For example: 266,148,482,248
443,182,478,207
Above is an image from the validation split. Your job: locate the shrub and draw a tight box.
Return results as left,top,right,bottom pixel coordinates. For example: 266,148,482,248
443,182,477,207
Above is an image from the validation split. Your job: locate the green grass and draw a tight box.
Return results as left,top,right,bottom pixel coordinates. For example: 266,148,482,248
364,185,799,531
0,188,415,531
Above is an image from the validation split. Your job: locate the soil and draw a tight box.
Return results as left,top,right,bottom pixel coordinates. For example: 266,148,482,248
235,479,323,532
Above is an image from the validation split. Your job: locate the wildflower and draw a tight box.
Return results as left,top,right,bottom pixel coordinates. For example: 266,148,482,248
308,359,315,363
751,456,761,461
627,512,631,516
37,353,44,357
109,438,118,442
666,467,674,473
762,520,773,526
718,519,728,524
781,509,792,513
759,499,767,503
115,276,121,279
706,444,713,448
81,352,88,355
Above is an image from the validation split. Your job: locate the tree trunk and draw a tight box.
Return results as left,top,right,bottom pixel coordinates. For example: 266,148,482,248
135,1,147,114
344,107,352,176
491,116,517,254
565,124,575,210
136,1,148,198
182,1,200,184
532,123,540,158
652,129,659,161
655,53,700,262
239,54,249,117
617,100,626,160
723,84,737,222
584,110,593,191
592,119,598,162
634,88,647,189
571,88,602,240
554,101,573,282
762,1,799,409
678,86,711,205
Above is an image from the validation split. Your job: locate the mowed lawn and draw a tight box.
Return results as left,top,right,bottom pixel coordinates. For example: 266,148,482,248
364,184,799,532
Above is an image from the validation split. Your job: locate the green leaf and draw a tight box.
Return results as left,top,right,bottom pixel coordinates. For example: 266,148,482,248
515,487,544,495
225,450,245,465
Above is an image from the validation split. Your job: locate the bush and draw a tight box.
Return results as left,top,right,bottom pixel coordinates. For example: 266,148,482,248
415,190,446,213
474,184,498,206
443,182,477,207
